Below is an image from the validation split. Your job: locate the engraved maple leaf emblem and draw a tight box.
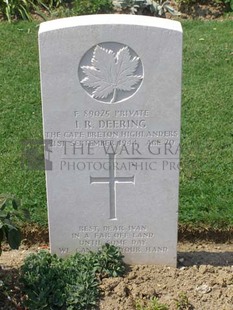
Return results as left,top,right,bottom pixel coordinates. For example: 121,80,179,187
81,45,142,103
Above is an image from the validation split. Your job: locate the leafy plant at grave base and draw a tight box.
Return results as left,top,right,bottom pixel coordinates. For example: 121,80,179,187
21,251,67,309
136,297,169,310
113,0,180,17
0,194,29,256
20,244,125,310
92,243,126,277
175,292,194,310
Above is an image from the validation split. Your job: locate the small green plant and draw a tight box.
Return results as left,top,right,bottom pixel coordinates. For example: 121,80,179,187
92,242,125,277
21,244,125,310
21,251,67,309
113,0,180,17
136,297,169,310
175,292,194,310
0,194,27,255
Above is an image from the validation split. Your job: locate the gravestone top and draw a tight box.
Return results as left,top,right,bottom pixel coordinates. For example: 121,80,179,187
39,14,182,267
39,14,182,34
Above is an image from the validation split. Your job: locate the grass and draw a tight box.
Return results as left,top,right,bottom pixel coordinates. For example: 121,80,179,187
0,20,232,228
0,22,47,224
180,20,233,227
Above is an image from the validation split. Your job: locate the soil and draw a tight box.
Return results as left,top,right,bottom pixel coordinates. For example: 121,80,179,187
1,241,233,310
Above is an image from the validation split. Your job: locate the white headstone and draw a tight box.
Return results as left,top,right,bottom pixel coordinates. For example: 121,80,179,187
39,14,182,266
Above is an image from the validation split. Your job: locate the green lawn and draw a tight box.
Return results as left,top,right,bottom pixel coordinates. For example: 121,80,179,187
180,20,233,227
0,20,232,228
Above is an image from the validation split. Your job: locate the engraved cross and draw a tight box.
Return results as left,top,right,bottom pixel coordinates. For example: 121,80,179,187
90,153,135,220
